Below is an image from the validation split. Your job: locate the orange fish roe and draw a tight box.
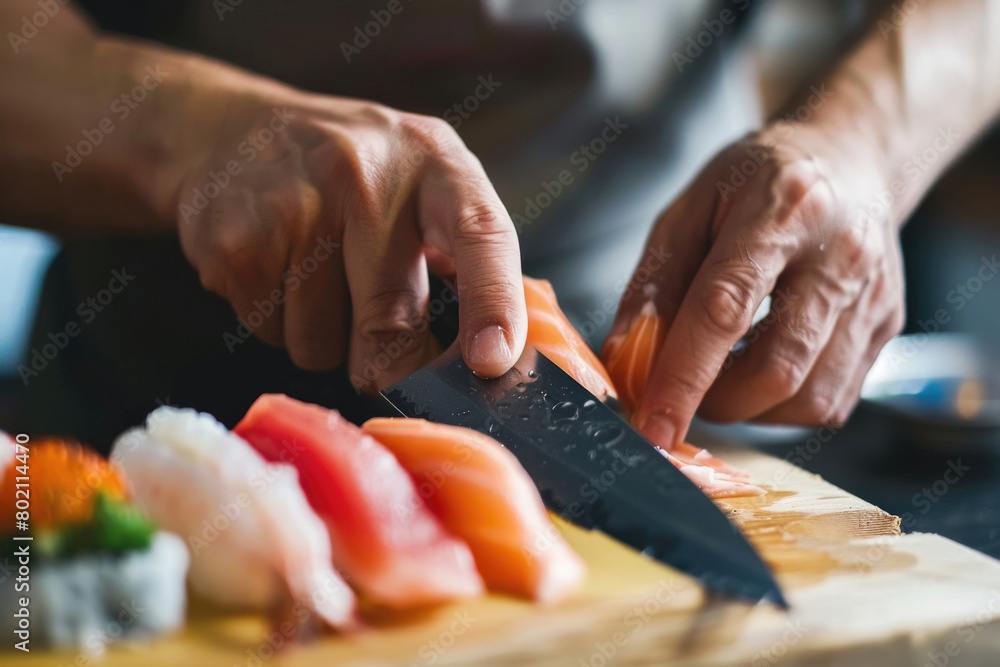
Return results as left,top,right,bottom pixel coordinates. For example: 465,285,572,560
0,438,128,534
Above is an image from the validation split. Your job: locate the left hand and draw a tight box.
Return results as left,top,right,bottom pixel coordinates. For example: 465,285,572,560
604,121,906,448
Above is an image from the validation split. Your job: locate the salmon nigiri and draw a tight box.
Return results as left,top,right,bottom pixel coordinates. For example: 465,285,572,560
362,418,586,603
524,276,617,401
234,394,484,608
601,298,764,499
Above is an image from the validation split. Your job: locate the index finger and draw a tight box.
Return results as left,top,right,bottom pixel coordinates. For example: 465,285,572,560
415,128,527,378
634,234,788,447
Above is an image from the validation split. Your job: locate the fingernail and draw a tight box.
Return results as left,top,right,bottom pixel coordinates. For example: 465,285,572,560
641,413,678,449
469,325,512,368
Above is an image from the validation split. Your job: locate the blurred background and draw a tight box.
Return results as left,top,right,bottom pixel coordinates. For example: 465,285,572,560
2,0,999,560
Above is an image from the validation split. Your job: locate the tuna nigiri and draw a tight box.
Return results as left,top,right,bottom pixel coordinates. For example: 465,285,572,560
601,296,764,498
524,276,617,401
362,418,586,603
112,407,356,630
234,394,484,608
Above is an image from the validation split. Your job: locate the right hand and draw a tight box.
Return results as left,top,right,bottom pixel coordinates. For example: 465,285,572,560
172,93,527,389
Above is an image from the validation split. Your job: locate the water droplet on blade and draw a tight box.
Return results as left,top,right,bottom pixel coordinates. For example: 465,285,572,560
593,425,624,448
551,401,579,423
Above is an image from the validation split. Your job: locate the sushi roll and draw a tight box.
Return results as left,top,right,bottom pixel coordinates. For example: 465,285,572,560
0,436,188,650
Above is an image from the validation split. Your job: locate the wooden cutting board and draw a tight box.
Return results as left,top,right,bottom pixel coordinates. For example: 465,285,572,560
10,442,1000,666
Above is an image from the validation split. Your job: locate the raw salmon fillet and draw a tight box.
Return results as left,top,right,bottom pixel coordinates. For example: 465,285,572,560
362,417,586,603
600,299,764,498
235,394,484,608
524,276,617,401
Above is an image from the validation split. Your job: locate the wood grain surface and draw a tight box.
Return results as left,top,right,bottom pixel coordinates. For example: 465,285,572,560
9,442,1000,667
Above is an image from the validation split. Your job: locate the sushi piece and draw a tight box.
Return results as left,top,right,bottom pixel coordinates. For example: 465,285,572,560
112,407,355,630
0,437,188,650
362,418,586,603
524,276,617,401
601,298,765,499
235,394,484,608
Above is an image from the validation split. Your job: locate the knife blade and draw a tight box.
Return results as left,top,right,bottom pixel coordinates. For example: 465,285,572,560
381,343,787,607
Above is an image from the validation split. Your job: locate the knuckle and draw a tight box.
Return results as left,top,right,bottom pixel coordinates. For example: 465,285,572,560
260,180,323,232
356,102,401,130
758,336,814,400
460,278,520,322
768,158,837,231
698,265,760,338
356,289,426,351
801,389,840,425
400,114,460,156
831,225,875,280
454,203,515,245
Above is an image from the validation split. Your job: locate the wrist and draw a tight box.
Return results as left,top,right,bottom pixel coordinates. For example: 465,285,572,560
91,38,300,229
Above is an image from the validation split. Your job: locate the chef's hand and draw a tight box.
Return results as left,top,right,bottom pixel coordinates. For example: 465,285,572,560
607,121,905,446
177,95,527,388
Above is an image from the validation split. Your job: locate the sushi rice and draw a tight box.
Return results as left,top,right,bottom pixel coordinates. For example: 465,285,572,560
0,434,188,651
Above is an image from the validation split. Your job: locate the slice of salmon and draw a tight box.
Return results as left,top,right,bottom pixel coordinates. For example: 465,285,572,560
361,417,586,603
524,276,617,401
234,394,484,608
601,301,664,418
599,300,764,499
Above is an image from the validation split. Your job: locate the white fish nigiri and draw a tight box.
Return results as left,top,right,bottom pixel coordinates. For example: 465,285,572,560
111,407,356,629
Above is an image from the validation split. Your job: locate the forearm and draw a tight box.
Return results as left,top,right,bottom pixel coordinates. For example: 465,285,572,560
796,0,1000,224
0,2,297,233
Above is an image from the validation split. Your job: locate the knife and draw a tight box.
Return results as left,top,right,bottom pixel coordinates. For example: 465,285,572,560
381,343,787,607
